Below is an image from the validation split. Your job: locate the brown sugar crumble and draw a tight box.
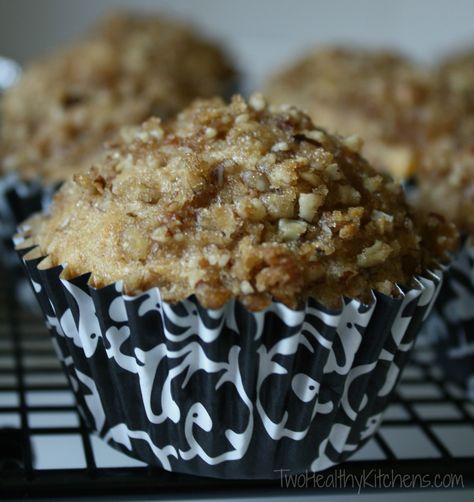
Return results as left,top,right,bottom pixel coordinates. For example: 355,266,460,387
0,13,235,183
412,48,474,234
415,119,474,234
26,95,458,311
265,47,465,180
437,48,474,112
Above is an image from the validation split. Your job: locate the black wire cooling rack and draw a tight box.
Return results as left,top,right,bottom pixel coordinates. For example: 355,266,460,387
0,266,473,500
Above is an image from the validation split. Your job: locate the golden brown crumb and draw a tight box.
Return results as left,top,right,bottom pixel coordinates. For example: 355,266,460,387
265,47,464,179
415,118,474,234
413,48,474,233
437,48,474,112
0,13,235,182
26,95,457,311
411,48,474,234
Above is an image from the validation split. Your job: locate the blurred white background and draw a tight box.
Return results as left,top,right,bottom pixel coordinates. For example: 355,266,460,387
1,0,474,91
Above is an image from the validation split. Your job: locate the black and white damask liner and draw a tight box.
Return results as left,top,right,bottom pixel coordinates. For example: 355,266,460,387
16,234,446,479
0,174,57,309
422,238,474,400
0,173,56,269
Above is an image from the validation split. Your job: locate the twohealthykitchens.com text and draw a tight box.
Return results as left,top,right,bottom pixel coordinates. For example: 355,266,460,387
275,468,464,493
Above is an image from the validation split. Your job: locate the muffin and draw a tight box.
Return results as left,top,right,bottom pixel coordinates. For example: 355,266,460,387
438,47,474,112
1,13,236,183
0,12,236,272
416,121,474,235
16,95,457,478
265,47,463,180
415,119,474,399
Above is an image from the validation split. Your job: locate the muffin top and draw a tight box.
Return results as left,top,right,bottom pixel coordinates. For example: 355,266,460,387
413,48,474,233
26,95,457,311
438,48,474,111
265,47,463,179
416,118,474,234
0,13,235,182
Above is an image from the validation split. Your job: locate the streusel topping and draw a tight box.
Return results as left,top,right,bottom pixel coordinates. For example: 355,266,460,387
265,47,464,179
26,95,457,310
416,119,474,234
414,48,474,233
438,48,474,112
0,13,235,182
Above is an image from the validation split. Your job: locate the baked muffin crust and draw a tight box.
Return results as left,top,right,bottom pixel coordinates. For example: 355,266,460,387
265,47,463,179
26,95,457,311
416,119,474,234
415,49,474,233
438,48,474,112
0,13,235,182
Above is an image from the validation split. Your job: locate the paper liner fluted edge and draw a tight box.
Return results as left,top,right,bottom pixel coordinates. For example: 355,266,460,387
0,173,56,269
421,237,474,400
15,233,446,479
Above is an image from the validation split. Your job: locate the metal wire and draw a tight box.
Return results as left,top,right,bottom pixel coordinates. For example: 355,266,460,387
1,265,473,498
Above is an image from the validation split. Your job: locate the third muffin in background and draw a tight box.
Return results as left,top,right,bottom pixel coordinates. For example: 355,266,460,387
265,47,463,180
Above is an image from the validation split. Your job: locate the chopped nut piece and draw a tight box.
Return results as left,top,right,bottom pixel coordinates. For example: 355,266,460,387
121,228,150,261
241,170,269,191
298,193,323,221
240,280,255,294
325,163,343,180
374,280,394,296
218,253,231,267
261,193,295,219
342,134,364,153
272,141,289,152
303,130,327,144
195,282,232,309
249,92,266,111
372,210,394,235
339,223,358,240
189,269,206,288
267,162,297,187
151,226,170,242
338,185,361,205
363,175,383,193
236,197,267,221
384,145,416,179
357,241,393,268
278,219,308,241
205,127,217,138
235,113,249,124
300,170,322,186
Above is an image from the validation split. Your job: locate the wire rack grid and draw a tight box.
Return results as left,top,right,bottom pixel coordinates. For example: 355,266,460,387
0,266,473,499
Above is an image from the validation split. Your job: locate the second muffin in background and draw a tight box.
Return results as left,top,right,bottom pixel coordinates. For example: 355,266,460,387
265,47,463,180
0,12,237,183
414,74,474,399
0,11,237,274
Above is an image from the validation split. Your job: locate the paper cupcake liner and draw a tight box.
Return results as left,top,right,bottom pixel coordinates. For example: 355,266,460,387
16,234,445,479
422,238,474,400
0,174,56,309
0,173,56,269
